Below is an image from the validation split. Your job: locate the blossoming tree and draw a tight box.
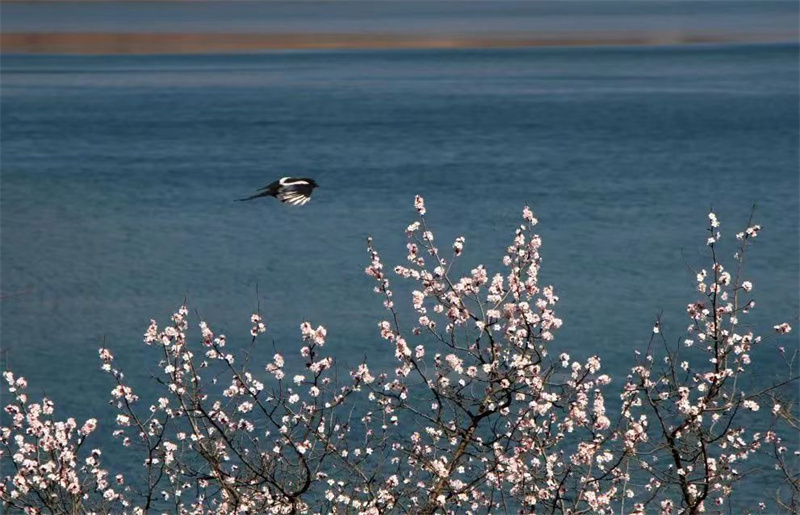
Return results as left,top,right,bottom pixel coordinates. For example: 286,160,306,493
2,198,797,514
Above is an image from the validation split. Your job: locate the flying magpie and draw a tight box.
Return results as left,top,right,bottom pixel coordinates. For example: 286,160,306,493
237,177,319,206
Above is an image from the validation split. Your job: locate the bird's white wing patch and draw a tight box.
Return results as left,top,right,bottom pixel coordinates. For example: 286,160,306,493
279,177,310,187
278,191,311,206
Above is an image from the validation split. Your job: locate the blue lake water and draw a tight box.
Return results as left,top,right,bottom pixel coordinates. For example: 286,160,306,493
1,0,797,37
1,44,799,504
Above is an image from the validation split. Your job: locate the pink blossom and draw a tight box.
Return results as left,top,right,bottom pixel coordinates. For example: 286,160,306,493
774,323,792,334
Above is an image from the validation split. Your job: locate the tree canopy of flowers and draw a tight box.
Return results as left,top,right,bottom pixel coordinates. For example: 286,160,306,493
2,198,797,514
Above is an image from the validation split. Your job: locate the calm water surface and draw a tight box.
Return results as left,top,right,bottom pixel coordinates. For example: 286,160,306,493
1,0,797,36
1,44,798,503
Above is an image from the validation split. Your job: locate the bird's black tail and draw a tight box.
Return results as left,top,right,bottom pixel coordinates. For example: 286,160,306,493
235,191,270,202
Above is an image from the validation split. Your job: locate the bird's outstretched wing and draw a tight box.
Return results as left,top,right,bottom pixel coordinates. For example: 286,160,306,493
277,183,314,206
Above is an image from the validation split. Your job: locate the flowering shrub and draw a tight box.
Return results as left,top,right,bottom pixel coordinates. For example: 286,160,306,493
2,198,797,514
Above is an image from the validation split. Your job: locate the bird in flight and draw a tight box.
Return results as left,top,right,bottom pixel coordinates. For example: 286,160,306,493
237,177,319,206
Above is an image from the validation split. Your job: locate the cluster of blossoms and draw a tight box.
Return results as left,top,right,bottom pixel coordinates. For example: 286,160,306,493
0,371,129,513
2,198,797,514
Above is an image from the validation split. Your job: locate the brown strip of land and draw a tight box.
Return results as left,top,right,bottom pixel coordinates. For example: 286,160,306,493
1,31,792,54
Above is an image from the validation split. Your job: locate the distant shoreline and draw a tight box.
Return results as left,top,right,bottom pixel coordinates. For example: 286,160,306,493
1,31,794,54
